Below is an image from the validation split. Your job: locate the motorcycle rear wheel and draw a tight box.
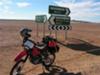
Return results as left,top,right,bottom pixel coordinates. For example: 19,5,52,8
42,53,55,67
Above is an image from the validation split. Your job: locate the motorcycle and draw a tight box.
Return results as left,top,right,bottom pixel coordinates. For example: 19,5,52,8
10,28,59,75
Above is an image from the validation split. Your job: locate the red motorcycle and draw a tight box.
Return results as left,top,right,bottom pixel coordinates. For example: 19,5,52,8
10,28,59,75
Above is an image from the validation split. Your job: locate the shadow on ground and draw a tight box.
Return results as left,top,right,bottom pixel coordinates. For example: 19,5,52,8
65,38,100,55
39,65,82,75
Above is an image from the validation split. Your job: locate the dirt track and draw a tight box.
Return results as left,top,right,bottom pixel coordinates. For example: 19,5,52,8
0,20,100,75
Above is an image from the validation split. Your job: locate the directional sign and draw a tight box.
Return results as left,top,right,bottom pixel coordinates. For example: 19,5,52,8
49,25,69,30
35,15,47,23
49,5,70,15
56,25,67,30
49,15,70,25
54,16,70,25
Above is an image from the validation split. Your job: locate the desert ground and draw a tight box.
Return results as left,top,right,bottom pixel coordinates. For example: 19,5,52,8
0,20,100,75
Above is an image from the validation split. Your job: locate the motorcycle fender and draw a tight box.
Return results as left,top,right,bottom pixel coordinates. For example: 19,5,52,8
14,50,27,62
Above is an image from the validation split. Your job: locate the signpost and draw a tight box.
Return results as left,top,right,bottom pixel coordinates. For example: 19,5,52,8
49,25,68,30
49,15,70,26
35,15,47,37
35,15,47,23
48,5,71,40
54,16,70,25
49,5,70,15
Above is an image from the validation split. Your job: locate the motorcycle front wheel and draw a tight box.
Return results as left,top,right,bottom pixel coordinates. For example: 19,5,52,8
10,60,25,75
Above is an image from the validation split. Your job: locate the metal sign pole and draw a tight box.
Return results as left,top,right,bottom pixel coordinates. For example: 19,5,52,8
43,16,47,37
55,30,57,40
49,30,52,36
43,23,45,37
37,23,39,37
65,29,67,40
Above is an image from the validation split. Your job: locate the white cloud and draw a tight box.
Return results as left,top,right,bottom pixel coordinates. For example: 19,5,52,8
0,0,32,19
54,0,94,10
0,0,12,4
0,13,33,20
54,0,100,22
93,2,100,6
0,2,3,5
17,2,31,8
0,0,14,16
3,10,14,15
3,5,9,10
93,7,100,11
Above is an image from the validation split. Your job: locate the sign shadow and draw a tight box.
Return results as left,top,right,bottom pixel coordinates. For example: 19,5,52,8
39,65,82,75
66,38,100,55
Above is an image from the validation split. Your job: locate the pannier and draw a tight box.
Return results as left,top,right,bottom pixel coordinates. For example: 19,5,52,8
42,36,59,54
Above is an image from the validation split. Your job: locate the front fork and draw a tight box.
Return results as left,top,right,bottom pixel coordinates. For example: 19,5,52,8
23,54,28,62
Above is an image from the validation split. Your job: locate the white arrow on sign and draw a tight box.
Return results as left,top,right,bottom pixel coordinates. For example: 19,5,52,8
48,15,55,25
66,8,70,15
48,25,68,30
49,15,70,25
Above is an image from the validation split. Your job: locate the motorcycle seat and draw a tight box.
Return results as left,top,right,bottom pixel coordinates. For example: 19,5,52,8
35,43,46,50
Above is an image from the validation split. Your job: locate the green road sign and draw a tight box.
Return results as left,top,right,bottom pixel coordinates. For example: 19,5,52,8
49,5,70,15
35,15,47,23
54,16,70,25
49,15,70,25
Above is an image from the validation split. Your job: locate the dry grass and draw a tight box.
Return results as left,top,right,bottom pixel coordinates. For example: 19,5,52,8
0,20,100,75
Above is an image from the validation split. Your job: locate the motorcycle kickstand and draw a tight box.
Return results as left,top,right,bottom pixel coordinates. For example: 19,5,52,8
54,60,58,66
41,65,46,73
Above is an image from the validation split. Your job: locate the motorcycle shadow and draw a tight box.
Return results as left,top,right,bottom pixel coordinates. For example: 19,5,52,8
39,65,82,75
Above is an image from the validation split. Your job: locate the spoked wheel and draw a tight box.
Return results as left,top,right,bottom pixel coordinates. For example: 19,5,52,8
45,65,65,72
42,53,55,67
10,60,25,75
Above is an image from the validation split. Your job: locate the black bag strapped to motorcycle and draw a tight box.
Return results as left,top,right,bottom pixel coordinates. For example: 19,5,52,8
42,36,60,54
48,45,59,54
48,40,60,54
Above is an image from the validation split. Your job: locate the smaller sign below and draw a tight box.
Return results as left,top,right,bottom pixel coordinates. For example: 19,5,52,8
35,15,47,23
49,15,70,25
54,16,70,25
49,25,69,30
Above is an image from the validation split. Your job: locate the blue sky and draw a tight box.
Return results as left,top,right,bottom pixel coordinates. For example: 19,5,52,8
0,0,100,23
